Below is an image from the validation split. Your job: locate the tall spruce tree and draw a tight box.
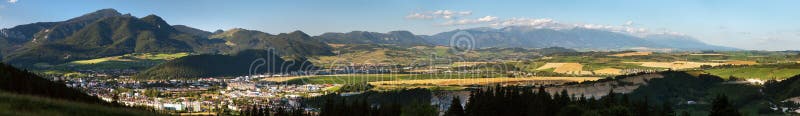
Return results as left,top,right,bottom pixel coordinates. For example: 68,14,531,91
444,97,465,116
710,94,741,116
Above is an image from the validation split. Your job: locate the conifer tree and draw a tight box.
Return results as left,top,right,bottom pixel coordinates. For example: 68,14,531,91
444,97,465,116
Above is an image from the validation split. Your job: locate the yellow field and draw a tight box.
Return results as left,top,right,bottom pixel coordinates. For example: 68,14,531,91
594,68,622,75
609,51,652,57
536,63,585,74
625,61,724,69
536,63,568,70
327,44,347,48
689,53,725,56
70,52,189,64
452,62,490,67
553,63,583,74
369,77,601,86
260,76,314,82
724,60,758,65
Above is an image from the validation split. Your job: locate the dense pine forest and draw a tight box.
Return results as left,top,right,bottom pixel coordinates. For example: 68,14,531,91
0,63,108,104
238,85,744,116
0,63,163,115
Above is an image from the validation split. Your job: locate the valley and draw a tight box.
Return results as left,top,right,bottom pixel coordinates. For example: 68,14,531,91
1,6,799,116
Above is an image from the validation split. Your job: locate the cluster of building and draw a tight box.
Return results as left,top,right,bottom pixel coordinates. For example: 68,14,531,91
58,73,336,113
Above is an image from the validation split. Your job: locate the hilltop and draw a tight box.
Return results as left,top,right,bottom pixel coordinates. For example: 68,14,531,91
135,49,317,79
0,63,161,115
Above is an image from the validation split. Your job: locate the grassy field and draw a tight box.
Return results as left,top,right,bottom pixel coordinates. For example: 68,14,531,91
49,52,189,70
0,92,162,116
704,63,800,79
368,77,601,86
283,73,506,84
368,77,601,91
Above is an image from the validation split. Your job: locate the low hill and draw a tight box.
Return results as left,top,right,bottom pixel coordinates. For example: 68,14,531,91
764,74,800,100
210,29,334,57
0,63,107,104
136,49,317,79
315,31,431,46
0,63,161,115
49,52,189,71
0,92,161,116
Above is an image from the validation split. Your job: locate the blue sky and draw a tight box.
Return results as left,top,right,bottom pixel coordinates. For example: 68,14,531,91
1,0,798,50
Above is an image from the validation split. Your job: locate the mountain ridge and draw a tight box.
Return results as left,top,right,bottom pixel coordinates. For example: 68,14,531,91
423,26,738,51
315,30,431,46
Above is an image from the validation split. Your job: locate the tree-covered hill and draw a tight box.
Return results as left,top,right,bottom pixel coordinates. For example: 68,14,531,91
3,13,216,68
315,30,431,47
764,74,800,100
210,28,334,57
0,63,162,115
0,63,107,104
0,91,162,116
135,49,317,80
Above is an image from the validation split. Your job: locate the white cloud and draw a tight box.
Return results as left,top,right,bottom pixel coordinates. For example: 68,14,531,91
440,15,498,26
477,16,498,22
405,10,685,37
7,0,17,3
406,10,472,20
432,10,472,19
490,18,563,28
489,18,677,36
624,21,634,26
405,13,433,20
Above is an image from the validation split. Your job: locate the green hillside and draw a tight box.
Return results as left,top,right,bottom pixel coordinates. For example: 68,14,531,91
0,63,108,104
210,29,334,58
764,74,800,100
0,92,161,116
3,14,210,68
315,31,431,46
0,63,162,115
704,63,800,80
49,52,189,71
136,50,316,80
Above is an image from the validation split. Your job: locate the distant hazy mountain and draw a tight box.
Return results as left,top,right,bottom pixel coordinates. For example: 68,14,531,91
315,31,431,46
136,49,316,79
642,34,738,51
210,28,334,57
424,26,738,51
3,9,215,67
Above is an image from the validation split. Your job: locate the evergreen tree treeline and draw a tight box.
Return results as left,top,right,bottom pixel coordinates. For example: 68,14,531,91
242,84,749,116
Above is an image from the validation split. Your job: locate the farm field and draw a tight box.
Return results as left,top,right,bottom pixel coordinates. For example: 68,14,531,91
49,53,189,70
704,63,800,80
368,77,601,91
283,73,506,84
609,51,652,57
625,61,724,69
368,77,601,86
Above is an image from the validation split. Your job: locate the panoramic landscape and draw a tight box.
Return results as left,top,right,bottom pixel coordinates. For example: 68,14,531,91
1,0,800,116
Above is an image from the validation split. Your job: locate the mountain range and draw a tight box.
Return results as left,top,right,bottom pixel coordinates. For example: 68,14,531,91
422,26,738,51
315,30,431,46
0,8,739,68
0,9,332,68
